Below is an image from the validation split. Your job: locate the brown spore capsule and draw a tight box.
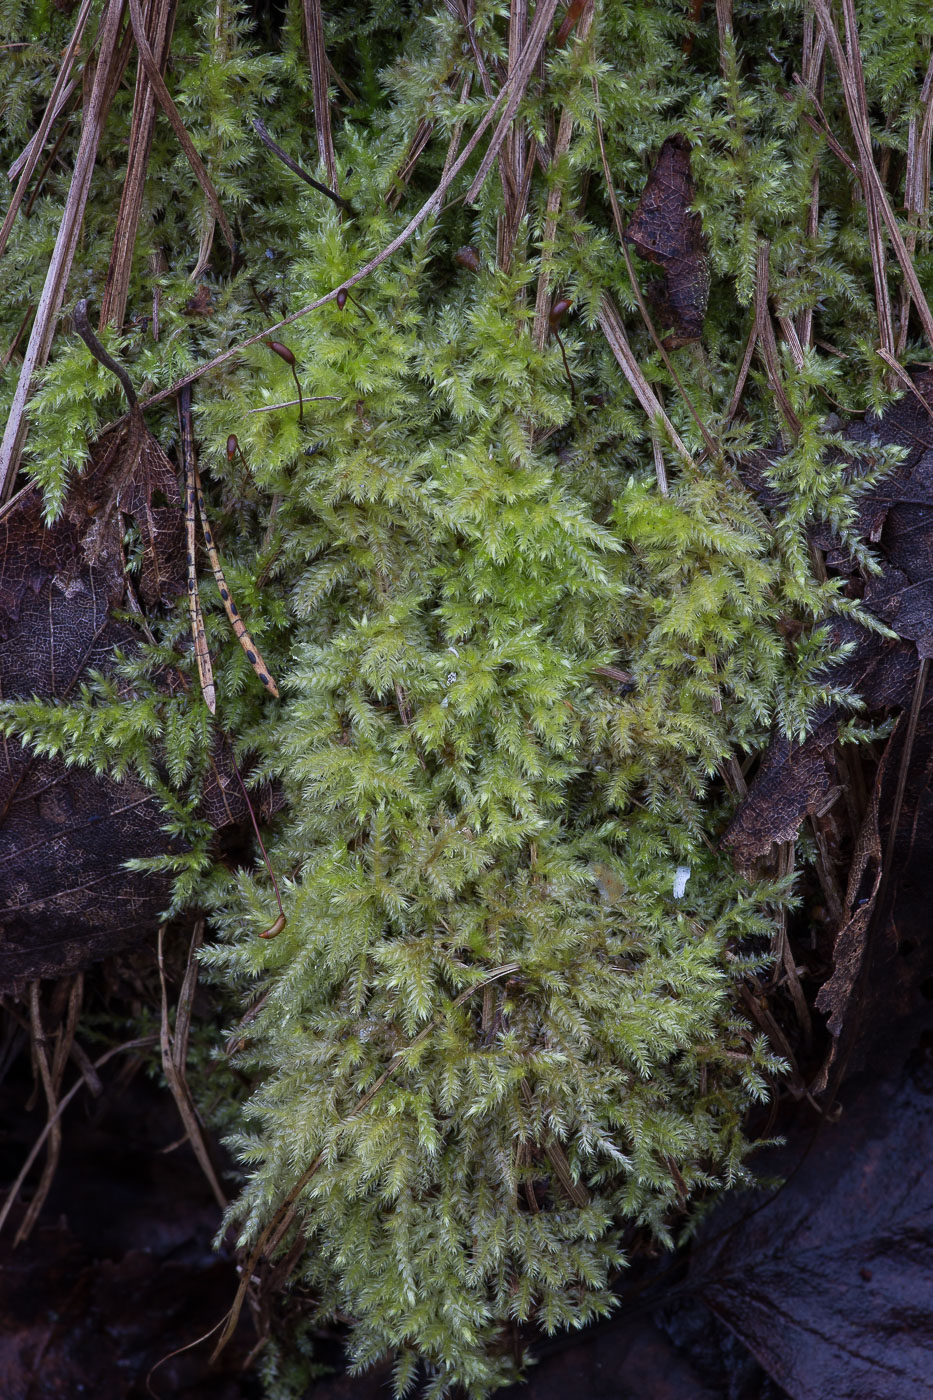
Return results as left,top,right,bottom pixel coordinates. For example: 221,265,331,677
265,339,296,366
455,246,481,273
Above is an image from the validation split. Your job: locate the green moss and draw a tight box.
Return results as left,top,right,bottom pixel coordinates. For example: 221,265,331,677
0,0,926,1393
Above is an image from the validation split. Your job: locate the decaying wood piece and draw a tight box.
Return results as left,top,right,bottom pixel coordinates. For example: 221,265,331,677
723,373,933,1087
0,302,263,986
623,134,710,349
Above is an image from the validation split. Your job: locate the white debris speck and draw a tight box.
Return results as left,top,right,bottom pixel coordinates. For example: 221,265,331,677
673,866,691,899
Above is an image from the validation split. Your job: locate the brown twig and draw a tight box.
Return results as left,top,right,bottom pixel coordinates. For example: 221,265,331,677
178,385,217,713
157,923,228,1209
0,0,93,258
809,0,933,351
22,104,79,218
0,303,34,370
795,18,826,349
897,49,933,354
595,296,691,481
119,25,565,423
754,241,802,437
532,3,594,346
253,118,351,212
227,746,286,938
13,985,63,1243
592,90,719,460
463,0,561,205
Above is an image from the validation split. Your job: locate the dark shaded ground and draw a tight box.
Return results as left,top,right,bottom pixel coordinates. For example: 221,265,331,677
0,1054,262,1400
0,1017,786,1400
2,964,932,1399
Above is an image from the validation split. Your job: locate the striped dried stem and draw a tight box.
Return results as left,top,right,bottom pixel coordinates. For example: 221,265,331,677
0,0,127,501
302,0,338,190
99,0,177,329
810,0,933,352
178,387,216,713
191,462,279,698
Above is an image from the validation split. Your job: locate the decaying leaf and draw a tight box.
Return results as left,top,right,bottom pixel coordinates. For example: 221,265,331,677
623,135,709,348
723,372,933,1083
812,673,933,1088
692,1053,933,1399
724,374,933,867
0,340,256,987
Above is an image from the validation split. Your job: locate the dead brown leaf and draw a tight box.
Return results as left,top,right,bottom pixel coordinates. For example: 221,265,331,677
0,358,255,986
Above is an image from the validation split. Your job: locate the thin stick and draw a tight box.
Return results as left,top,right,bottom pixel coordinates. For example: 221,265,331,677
227,746,286,937
595,295,694,474
73,298,138,407
22,105,77,219
532,4,594,347
178,387,216,713
810,0,933,351
100,0,177,329
592,91,719,460
247,395,339,414
0,0,94,258
7,76,76,182
126,0,234,251
13,985,62,1243
301,0,338,190
157,924,228,1209
253,118,351,212
191,458,279,697
552,326,576,399
0,303,34,370
754,242,802,437
464,0,561,204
